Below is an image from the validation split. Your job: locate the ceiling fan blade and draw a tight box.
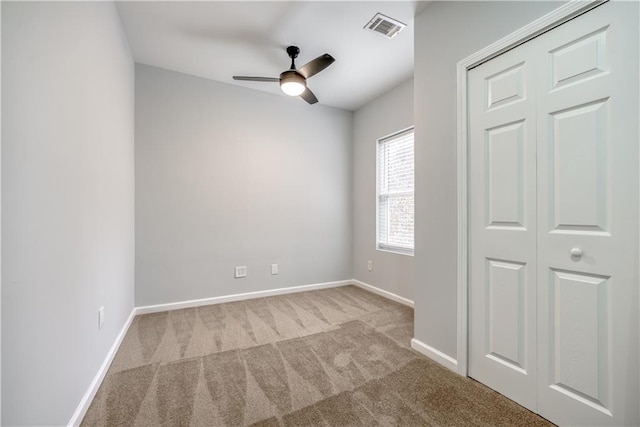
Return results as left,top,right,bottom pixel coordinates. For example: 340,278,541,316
299,54,335,79
300,87,318,105
233,76,279,82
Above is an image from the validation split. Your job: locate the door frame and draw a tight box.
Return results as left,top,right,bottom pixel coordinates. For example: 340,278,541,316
455,0,604,377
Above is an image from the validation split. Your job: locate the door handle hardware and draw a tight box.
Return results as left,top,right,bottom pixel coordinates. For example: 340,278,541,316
570,247,583,260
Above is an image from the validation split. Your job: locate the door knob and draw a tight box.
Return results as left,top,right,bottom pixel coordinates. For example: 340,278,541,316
570,247,583,260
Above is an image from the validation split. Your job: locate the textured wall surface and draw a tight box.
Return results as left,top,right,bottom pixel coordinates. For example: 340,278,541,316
352,78,414,300
135,64,353,307
2,2,135,424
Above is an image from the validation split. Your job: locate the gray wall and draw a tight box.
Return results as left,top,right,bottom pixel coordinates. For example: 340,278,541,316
413,1,563,359
135,64,353,306
1,3,3,422
1,2,135,425
352,78,414,300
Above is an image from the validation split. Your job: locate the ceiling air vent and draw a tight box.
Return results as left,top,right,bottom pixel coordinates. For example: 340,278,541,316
364,13,406,39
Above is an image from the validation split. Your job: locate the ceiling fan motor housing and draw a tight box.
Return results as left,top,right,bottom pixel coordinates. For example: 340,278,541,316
286,45,300,59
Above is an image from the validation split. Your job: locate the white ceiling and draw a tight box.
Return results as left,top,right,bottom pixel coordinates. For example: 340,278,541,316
116,1,427,111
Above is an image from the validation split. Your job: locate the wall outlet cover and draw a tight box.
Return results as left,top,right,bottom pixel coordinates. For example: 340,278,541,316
367,260,373,271
235,266,247,278
271,264,278,275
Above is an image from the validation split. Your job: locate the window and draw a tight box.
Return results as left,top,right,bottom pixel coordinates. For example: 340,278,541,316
377,127,414,255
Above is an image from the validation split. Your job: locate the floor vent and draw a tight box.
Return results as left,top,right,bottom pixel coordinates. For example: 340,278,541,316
364,13,406,39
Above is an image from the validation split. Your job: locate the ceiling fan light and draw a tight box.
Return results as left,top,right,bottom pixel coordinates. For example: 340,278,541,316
281,81,306,96
280,71,306,96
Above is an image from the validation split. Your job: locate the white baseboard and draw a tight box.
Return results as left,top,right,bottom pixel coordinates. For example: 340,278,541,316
352,279,414,308
135,279,353,315
411,338,459,373
68,308,136,427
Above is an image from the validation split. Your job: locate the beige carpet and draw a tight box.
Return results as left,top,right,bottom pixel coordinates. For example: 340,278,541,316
81,285,552,426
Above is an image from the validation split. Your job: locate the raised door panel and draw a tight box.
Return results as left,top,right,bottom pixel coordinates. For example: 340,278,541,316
548,269,611,415
550,27,608,89
486,259,528,373
485,121,526,229
549,100,609,235
486,62,526,110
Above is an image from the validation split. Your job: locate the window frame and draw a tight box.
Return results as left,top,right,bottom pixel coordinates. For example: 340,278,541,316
376,126,415,256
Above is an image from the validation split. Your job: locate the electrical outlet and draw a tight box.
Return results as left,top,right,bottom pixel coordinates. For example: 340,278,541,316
271,264,278,275
367,260,373,271
98,306,105,330
235,266,247,278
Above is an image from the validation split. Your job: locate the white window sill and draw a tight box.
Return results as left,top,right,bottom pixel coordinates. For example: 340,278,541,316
377,246,414,257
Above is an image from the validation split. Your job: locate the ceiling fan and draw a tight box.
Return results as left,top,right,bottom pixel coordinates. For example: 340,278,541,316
233,46,335,105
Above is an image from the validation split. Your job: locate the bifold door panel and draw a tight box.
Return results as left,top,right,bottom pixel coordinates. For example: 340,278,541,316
469,41,538,412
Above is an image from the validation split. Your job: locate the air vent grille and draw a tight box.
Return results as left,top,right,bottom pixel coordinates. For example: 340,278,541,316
364,13,406,39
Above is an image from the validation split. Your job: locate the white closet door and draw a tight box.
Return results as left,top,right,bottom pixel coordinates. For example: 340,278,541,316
468,2,639,425
468,42,538,411
535,2,639,425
